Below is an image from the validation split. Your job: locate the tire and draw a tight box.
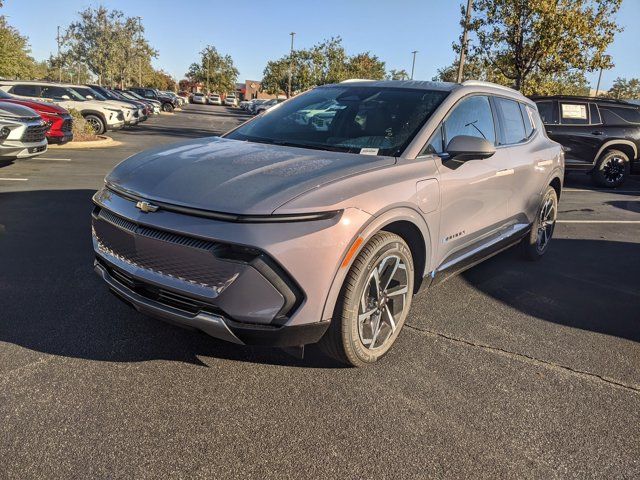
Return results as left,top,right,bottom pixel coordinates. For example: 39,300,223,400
83,114,106,135
162,102,174,112
319,232,414,367
522,185,558,261
591,149,630,188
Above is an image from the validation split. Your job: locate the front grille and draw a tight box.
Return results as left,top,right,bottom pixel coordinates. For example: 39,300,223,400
116,111,124,121
61,117,72,133
21,123,48,142
93,208,249,293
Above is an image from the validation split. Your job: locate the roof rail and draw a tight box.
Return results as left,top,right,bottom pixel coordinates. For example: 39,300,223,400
461,80,521,94
340,79,375,83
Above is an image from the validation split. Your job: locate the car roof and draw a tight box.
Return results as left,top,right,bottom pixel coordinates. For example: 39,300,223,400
530,95,638,107
333,79,457,91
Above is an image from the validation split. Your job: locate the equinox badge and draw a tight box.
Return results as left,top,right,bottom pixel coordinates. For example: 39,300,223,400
136,201,159,213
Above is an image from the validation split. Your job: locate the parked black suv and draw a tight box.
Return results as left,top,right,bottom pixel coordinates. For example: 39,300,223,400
531,95,640,187
129,87,177,113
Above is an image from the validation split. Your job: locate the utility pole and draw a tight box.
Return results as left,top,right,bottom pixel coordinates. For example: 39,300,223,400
206,53,210,93
595,67,604,97
57,26,62,82
410,51,418,80
456,0,473,83
287,32,295,98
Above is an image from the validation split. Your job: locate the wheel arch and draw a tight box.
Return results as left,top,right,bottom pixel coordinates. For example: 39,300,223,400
81,109,107,125
594,140,637,163
549,176,562,200
320,207,433,322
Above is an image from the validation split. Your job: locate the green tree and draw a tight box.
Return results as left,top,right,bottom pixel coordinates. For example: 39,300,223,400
387,69,410,81
186,46,238,94
463,0,622,92
608,77,640,99
346,53,386,80
63,6,157,87
0,15,38,79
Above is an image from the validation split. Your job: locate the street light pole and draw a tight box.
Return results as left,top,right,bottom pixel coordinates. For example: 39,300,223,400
57,26,62,82
287,32,295,98
410,50,418,80
456,0,473,83
595,67,604,97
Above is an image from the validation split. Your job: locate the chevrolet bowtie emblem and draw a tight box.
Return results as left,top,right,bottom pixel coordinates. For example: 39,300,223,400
136,201,159,213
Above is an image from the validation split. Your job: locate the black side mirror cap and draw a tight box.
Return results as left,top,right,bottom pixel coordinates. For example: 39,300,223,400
445,135,496,161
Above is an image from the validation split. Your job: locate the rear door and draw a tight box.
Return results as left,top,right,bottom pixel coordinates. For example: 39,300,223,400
555,101,602,163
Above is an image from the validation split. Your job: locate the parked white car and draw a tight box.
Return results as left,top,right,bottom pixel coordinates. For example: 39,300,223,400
208,94,222,105
0,102,48,159
0,81,125,135
191,93,206,104
224,94,237,107
70,85,139,126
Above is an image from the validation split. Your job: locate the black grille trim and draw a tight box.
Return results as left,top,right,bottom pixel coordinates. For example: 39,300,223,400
21,123,48,142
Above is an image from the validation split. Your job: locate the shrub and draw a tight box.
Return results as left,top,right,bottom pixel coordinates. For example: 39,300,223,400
68,108,99,141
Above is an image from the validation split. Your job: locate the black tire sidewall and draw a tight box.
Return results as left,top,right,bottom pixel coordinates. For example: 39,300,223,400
84,114,105,135
341,234,414,365
523,186,557,260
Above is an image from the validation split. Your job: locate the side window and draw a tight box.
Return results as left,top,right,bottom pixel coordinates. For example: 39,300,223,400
495,97,526,145
519,103,535,138
41,86,68,100
535,101,557,125
559,102,589,125
602,106,640,124
443,95,496,146
589,103,602,124
144,90,155,98
421,125,444,155
10,85,39,97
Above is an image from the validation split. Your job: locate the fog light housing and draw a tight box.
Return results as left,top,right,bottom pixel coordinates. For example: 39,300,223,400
0,126,11,140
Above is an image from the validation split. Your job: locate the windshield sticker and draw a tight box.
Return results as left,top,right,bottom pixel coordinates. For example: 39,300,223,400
360,148,379,156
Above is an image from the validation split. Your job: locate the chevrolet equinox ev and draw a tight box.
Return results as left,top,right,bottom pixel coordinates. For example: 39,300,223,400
92,80,564,366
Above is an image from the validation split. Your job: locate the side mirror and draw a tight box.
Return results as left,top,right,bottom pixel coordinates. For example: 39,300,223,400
445,135,496,161
86,95,94,100
60,95,70,100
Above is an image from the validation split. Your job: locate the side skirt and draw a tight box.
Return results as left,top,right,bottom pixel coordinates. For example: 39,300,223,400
422,223,532,290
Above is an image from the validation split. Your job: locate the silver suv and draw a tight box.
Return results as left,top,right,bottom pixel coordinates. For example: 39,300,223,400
92,80,563,366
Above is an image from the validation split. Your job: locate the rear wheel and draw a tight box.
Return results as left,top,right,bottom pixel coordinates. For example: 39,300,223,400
319,232,414,367
522,186,557,261
591,149,630,188
83,114,105,135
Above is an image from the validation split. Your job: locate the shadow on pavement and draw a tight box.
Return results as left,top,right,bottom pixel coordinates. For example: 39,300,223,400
606,200,640,214
1,189,638,370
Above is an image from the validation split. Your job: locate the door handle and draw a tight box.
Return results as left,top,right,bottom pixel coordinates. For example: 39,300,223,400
592,131,604,136
496,168,514,177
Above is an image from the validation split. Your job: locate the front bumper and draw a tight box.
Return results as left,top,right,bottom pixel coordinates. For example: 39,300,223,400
91,188,369,346
107,120,125,131
0,140,47,158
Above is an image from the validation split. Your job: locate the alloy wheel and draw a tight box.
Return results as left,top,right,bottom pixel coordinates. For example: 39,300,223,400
602,156,625,184
86,117,102,134
358,255,409,350
536,194,557,253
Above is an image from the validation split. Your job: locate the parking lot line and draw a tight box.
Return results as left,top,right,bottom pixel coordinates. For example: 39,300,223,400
557,220,640,224
35,157,72,161
0,177,28,181
563,188,640,194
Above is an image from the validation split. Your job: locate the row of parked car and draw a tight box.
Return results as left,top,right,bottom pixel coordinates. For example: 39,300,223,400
189,92,239,107
239,98,285,115
0,81,190,160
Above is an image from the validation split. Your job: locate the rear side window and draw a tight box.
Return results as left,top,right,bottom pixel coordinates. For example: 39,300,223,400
10,84,39,97
41,86,68,100
536,101,557,125
443,95,496,145
520,103,535,138
589,104,602,124
601,106,640,124
494,97,526,145
560,102,589,125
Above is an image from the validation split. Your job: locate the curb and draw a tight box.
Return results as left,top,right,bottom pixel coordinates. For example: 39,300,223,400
48,135,121,149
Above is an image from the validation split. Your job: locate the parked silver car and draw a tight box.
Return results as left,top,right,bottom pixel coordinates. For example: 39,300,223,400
0,102,48,159
92,80,563,366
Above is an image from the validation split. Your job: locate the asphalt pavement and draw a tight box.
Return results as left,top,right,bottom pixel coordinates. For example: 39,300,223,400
1,104,638,479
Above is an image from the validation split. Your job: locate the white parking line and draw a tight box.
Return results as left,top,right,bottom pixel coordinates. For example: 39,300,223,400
35,157,71,161
0,178,28,181
557,220,640,224
564,188,640,194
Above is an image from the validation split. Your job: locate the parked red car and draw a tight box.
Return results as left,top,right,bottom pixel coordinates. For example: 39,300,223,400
0,90,73,144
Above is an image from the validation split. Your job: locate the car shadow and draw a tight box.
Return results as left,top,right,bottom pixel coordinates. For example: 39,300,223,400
0,158,16,169
1,189,638,370
606,200,640,214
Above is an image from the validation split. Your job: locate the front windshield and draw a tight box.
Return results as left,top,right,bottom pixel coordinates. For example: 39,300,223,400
127,91,145,100
226,86,449,156
0,90,12,99
72,87,106,101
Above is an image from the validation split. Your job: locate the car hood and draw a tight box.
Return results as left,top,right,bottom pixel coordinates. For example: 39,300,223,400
106,137,396,215
0,98,67,115
0,101,40,119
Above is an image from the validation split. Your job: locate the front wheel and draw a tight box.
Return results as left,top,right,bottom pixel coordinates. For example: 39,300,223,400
319,232,414,367
83,114,106,135
591,149,630,188
162,103,174,112
522,186,558,261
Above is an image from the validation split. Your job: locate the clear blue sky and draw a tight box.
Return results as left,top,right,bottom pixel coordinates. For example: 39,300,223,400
3,0,639,89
